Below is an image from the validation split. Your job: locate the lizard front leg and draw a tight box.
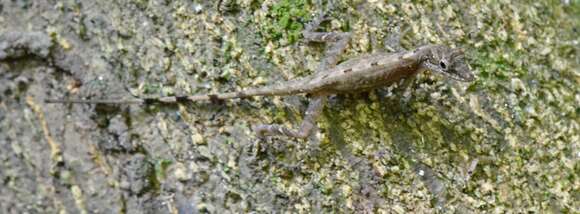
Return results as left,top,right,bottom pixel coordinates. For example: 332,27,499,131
384,25,407,52
254,96,326,138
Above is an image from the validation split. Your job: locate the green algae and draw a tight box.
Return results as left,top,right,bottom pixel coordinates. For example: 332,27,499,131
260,0,312,44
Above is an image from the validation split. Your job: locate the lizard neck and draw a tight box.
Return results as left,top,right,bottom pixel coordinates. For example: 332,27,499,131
402,45,443,75
410,45,440,62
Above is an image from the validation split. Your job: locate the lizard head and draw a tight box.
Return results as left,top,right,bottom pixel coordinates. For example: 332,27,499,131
422,46,475,82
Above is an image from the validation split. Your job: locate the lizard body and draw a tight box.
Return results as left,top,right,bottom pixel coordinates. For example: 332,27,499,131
46,13,475,138
45,45,472,104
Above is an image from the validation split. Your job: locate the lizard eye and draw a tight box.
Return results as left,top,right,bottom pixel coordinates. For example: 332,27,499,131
439,61,447,69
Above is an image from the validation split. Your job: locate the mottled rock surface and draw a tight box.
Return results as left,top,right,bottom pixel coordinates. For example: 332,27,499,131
0,0,577,213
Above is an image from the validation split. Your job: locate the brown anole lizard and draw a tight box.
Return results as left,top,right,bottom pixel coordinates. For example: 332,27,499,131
46,13,475,139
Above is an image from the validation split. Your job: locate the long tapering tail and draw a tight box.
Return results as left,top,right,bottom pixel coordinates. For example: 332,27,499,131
44,98,145,104
44,92,242,105
44,79,311,105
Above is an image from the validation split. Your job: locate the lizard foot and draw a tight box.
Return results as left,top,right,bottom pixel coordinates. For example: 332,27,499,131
253,96,326,139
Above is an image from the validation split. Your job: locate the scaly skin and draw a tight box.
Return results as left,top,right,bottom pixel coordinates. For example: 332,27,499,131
46,12,475,139
44,45,473,102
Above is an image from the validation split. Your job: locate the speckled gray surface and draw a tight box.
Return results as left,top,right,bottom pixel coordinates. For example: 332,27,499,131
0,0,578,213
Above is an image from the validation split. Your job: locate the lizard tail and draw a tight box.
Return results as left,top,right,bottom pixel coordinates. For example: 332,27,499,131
44,98,144,104
45,81,307,105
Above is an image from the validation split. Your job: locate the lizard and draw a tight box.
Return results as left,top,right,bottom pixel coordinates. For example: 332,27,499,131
45,12,476,139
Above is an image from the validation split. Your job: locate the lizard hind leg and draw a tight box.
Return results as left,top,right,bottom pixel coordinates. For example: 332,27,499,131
254,96,326,139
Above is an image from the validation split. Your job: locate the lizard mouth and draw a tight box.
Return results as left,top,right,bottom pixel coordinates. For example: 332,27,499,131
435,69,475,82
450,71,475,82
